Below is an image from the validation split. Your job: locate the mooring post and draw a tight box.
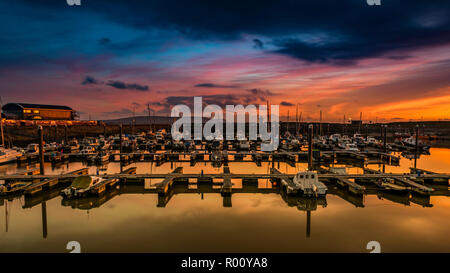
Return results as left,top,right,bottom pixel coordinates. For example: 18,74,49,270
0,117,4,147
380,124,383,142
38,125,45,175
414,124,419,169
64,125,68,145
119,124,123,154
308,124,313,170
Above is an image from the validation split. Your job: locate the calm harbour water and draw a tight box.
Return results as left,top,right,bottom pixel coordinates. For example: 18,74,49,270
1,148,449,253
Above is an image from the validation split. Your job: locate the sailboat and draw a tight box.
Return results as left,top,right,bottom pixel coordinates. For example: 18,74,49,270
0,147,23,164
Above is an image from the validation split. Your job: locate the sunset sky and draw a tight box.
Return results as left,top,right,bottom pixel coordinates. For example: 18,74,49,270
0,0,449,122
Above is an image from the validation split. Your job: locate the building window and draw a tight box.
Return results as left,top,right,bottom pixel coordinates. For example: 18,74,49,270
33,110,40,114
23,109,31,113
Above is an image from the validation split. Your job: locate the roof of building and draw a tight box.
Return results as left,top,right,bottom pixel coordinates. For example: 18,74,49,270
2,103,73,111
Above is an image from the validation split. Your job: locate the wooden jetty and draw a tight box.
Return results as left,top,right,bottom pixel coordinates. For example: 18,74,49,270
88,178,119,196
24,167,89,196
155,167,183,196
14,176,445,210
46,148,403,168
410,167,449,184
317,167,365,195
364,168,434,195
221,166,232,196
24,178,59,196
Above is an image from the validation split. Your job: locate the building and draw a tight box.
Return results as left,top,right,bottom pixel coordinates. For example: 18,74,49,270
351,120,363,126
2,103,76,120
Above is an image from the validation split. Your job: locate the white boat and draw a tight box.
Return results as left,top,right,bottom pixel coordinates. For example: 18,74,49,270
292,171,327,196
80,146,96,155
67,138,80,151
402,136,430,150
0,147,23,164
353,133,364,141
26,143,39,154
44,142,58,151
366,137,381,147
329,134,341,143
60,175,103,198
345,143,359,152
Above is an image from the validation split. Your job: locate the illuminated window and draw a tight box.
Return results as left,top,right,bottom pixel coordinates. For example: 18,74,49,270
23,109,31,113
33,110,40,113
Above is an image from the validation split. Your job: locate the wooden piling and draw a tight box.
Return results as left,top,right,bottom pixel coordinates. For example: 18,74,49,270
119,124,123,153
64,125,68,145
308,124,313,170
414,124,419,169
38,126,45,175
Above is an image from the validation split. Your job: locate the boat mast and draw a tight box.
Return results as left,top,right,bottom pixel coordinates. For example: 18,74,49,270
295,103,299,136
0,97,4,147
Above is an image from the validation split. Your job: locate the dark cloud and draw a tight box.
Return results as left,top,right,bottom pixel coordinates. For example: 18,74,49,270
82,76,99,85
194,83,238,88
253,39,264,49
150,88,276,114
106,80,149,91
99,37,111,45
12,0,450,65
81,75,149,91
280,101,294,106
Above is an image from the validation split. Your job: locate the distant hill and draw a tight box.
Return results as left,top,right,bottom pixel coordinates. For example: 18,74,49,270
101,115,211,125
101,116,175,125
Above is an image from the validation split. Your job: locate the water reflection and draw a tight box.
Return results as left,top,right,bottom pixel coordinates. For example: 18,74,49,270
0,148,449,252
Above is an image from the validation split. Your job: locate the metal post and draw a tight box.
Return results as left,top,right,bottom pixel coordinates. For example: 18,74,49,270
38,125,45,175
119,124,123,154
308,124,313,170
380,124,383,142
383,125,387,153
0,99,4,147
414,124,419,169
0,117,4,147
359,112,362,133
64,125,68,145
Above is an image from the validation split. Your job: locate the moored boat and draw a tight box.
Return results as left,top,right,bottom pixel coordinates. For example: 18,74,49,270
292,171,327,197
0,147,23,164
374,178,410,192
60,175,103,198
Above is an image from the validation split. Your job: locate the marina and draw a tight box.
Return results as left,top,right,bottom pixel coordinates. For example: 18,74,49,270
1,125,450,252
